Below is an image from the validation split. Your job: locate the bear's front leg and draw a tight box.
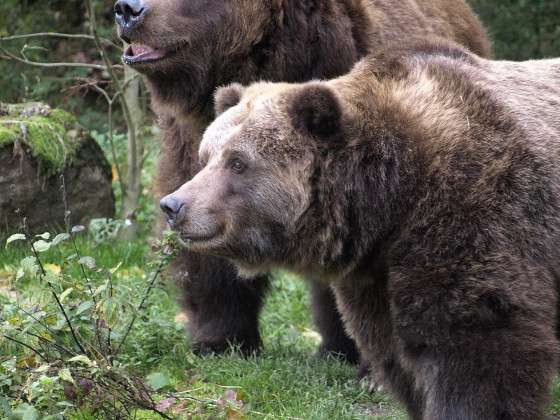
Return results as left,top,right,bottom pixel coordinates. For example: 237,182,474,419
332,278,424,418
172,249,270,355
389,264,558,420
400,328,557,420
309,279,360,363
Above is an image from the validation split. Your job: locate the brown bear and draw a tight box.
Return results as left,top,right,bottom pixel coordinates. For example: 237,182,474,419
114,0,491,358
160,40,560,420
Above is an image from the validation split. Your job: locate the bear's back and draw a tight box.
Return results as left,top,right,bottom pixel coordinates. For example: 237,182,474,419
358,45,560,273
481,59,560,147
384,47,560,163
363,0,491,57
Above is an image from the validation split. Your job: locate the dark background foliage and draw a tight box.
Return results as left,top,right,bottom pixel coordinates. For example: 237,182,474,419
0,0,118,129
470,0,560,60
1,0,559,123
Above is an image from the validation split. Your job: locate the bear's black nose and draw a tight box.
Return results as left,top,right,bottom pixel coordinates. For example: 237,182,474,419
114,0,147,30
160,195,184,224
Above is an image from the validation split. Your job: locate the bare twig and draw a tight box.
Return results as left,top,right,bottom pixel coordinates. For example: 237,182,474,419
60,174,114,365
1,32,95,41
60,174,97,304
17,327,76,357
0,45,115,70
14,304,57,337
64,77,111,96
3,334,49,362
115,260,166,356
88,83,126,209
22,219,87,355
107,270,115,355
12,306,77,356
0,32,120,48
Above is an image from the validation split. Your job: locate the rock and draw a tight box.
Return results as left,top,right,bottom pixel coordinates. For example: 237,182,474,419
0,102,115,235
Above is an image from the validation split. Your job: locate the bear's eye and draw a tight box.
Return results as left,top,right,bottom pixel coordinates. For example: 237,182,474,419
230,159,246,174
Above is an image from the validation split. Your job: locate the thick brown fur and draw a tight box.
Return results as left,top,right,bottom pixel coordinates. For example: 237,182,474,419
166,40,560,419
117,0,490,357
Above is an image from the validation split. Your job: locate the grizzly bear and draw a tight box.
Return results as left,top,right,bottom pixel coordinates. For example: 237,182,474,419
160,40,560,420
115,0,491,358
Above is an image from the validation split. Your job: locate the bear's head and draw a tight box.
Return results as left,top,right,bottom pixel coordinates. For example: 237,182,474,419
160,80,356,277
113,0,370,116
113,0,282,113
114,0,275,73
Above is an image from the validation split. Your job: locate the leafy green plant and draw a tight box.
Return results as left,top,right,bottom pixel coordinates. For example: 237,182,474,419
88,218,126,244
1,223,183,419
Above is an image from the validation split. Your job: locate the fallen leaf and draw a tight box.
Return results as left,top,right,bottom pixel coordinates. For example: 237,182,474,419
156,397,176,412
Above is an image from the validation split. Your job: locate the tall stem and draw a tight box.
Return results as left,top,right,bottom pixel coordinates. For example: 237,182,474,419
121,65,145,233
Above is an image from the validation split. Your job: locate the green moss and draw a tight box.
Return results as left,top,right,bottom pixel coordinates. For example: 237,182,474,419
0,124,20,146
0,104,83,173
49,108,76,127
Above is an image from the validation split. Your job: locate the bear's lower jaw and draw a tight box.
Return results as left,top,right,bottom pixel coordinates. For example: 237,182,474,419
181,234,219,252
179,230,232,258
123,44,167,65
183,233,217,242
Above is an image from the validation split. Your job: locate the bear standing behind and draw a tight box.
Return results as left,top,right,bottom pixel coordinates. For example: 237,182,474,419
116,0,491,357
162,41,560,419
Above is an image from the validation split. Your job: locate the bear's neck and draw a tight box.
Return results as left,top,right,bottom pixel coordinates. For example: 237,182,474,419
146,0,370,122
292,126,424,280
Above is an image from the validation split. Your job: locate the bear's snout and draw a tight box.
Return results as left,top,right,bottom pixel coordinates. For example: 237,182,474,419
114,0,148,37
160,195,185,226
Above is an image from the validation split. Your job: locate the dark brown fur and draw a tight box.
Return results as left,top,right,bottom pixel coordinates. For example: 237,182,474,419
166,41,560,419
117,0,490,357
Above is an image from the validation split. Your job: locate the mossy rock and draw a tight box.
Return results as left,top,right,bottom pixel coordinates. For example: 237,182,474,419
0,103,115,235
0,102,82,175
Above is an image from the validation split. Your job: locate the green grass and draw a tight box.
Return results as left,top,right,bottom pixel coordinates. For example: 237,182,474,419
111,266,404,419
0,236,404,419
2,236,560,419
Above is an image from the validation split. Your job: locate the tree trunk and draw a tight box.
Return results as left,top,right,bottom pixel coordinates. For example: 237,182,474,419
120,65,145,239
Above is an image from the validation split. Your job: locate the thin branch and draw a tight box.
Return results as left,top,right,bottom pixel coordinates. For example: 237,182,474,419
22,220,87,355
115,260,166,356
88,83,127,208
108,96,127,212
60,174,109,363
12,306,77,356
14,303,57,338
17,327,76,357
121,73,141,91
1,32,95,41
140,403,174,420
0,45,112,70
3,334,49,362
0,32,120,48
60,174,97,305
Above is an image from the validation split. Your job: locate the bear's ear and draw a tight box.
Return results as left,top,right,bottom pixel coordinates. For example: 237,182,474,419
214,83,245,116
287,84,342,139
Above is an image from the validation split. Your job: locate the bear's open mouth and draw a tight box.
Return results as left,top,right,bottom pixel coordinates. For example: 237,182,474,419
123,44,166,65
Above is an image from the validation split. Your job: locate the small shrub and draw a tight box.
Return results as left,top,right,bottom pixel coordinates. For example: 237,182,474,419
1,226,182,419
